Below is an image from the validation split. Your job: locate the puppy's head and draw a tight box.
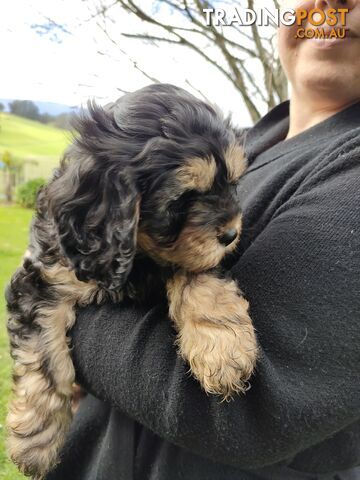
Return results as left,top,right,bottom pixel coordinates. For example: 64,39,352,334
137,144,245,273
47,84,246,289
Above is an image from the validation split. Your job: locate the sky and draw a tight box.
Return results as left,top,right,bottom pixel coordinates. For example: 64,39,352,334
0,0,277,127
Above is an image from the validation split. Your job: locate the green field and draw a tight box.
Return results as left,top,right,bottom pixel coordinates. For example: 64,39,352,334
0,113,70,181
0,114,69,478
0,206,32,479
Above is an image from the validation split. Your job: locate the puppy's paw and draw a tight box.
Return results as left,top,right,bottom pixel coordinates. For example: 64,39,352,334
169,273,258,399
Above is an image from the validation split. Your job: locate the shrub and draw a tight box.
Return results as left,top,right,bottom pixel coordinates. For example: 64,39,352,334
16,178,46,209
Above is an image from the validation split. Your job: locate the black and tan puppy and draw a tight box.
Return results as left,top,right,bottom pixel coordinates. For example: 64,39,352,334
6,84,258,478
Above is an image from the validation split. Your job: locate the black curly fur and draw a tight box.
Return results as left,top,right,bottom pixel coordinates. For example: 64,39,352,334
25,84,243,291
5,83,246,478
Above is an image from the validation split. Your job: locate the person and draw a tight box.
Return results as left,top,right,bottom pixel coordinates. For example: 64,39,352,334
46,0,360,478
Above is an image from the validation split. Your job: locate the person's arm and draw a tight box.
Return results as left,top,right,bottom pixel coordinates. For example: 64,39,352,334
71,145,360,470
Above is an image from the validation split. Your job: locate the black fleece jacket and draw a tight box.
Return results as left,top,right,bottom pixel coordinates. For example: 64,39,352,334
47,101,360,480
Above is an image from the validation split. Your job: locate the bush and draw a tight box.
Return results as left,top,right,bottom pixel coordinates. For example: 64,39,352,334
16,178,46,209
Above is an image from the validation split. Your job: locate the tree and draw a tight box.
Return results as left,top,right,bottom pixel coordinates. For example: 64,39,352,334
31,0,288,123
39,112,55,124
2,151,17,202
90,0,288,123
9,100,40,121
53,112,76,130
1,151,38,202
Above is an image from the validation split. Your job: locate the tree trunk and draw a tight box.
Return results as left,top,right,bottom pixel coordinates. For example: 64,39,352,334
5,169,13,203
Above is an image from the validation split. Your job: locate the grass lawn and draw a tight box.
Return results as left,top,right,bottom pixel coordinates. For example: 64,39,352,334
0,113,70,181
0,114,69,477
0,205,33,479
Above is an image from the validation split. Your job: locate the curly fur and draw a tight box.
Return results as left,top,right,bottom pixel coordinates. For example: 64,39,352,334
6,83,257,478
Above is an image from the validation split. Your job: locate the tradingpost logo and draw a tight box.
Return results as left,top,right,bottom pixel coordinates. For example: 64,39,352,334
203,7,349,40
294,8,348,39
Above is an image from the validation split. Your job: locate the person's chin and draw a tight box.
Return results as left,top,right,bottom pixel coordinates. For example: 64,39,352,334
295,65,349,95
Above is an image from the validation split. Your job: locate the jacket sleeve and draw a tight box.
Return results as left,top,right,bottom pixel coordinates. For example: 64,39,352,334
71,145,360,469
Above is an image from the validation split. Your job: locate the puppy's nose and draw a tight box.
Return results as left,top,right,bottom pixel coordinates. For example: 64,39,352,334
218,228,238,246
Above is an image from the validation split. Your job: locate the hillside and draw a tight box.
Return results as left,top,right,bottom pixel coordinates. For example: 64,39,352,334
0,113,71,180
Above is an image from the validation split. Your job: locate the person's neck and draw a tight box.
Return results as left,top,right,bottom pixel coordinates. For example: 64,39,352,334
286,92,359,140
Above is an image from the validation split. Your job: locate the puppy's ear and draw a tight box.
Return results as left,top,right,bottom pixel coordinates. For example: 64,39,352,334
48,157,139,290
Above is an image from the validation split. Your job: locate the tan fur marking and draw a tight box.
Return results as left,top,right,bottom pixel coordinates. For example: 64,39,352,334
7,263,104,479
176,156,216,192
225,143,247,183
138,214,242,273
167,271,258,399
23,249,32,259
138,227,223,272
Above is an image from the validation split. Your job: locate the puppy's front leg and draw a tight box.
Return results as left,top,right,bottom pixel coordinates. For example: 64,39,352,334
167,271,258,399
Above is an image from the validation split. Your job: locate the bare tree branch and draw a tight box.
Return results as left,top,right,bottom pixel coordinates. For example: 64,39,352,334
184,79,212,103
96,21,162,83
33,0,288,122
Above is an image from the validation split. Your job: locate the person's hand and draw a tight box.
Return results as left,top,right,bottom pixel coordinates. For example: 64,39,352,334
71,383,87,414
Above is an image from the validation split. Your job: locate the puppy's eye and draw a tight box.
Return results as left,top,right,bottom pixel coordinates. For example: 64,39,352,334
167,190,195,220
162,191,197,242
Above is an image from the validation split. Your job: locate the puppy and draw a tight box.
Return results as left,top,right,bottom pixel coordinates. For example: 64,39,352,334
6,84,258,479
